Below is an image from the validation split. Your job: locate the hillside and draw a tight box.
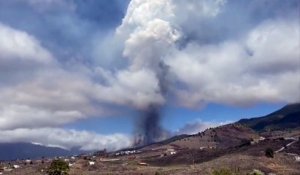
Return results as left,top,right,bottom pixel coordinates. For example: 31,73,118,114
137,124,259,152
237,103,300,132
140,103,299,151
169,124,259,149
0,142,80,160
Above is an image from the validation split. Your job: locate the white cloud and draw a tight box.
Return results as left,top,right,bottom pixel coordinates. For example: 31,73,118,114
166,18,300,107
0,22,53,64
123,18,180,71
0,128,131,151
0,22,55,85
0,23,92,130
0,21,165,128
0,66,165,129
94,68,165,109
0,69,97,130
0,105,84,130
245,19,300,73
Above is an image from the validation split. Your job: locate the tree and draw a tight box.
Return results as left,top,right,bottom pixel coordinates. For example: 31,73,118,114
47,159,69,175
265,148,274,158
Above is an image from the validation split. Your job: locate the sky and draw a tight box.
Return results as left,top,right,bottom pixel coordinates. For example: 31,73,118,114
0,0,299,151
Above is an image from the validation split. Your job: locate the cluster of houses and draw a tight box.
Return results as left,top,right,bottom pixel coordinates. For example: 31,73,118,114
114,149,141,156
165,148,176,155
0,159,30,174
0,155,82,174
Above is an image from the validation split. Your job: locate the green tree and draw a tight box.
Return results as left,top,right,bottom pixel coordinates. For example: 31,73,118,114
47,159,69,175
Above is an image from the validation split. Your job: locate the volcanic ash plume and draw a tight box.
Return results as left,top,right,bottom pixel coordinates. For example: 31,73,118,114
116,0,181,146
134,105,164,146
134,63,170,146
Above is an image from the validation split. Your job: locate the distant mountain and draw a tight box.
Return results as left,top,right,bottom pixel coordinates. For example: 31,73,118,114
0,142,81,161
237,103,300,132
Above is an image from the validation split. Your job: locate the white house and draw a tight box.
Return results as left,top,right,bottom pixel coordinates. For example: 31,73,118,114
88,161,95,166
13,165,20,169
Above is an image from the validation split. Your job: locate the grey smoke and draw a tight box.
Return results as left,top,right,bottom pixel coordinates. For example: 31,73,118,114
135,105,163,146
135,62,171,146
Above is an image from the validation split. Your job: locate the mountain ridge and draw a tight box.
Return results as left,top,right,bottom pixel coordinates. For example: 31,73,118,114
0,142,81,161
237,103,300,132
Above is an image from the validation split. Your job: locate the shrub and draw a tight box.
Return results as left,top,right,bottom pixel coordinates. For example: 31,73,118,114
212,168,238,175
155,171,162,175
248,169,265,175
47,159,69,175
265,148,274,158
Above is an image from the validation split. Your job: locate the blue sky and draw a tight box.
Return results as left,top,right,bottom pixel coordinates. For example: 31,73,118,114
0,0,299,151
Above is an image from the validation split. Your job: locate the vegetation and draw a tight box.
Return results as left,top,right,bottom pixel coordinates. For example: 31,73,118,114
248,169,265,175
265,148,274,158
155,171,162,175
47,159,69,175
212,168,240,175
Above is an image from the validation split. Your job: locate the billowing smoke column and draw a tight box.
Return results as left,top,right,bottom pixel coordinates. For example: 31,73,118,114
116,0,181,145
135,105,163,145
